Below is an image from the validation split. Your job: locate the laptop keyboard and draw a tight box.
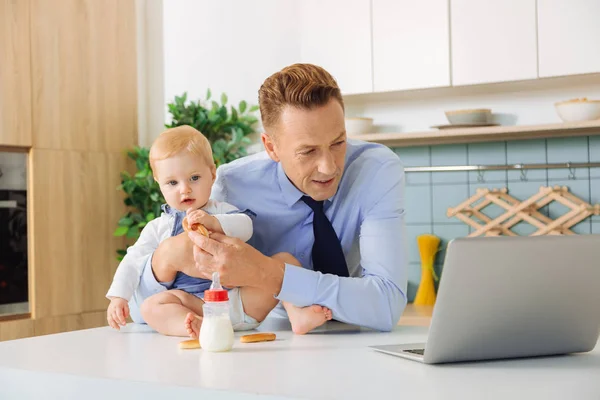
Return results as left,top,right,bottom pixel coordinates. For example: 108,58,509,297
405,348,425,355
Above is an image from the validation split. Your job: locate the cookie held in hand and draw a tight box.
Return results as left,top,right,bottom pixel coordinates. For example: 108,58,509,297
182,217,209,237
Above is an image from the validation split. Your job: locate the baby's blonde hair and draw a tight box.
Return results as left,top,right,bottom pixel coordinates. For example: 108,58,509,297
149,125,214,176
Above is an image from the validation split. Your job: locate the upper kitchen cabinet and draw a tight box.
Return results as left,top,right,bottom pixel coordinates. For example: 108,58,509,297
372,0,450,92
0,0,32,147
30,0,137,151
450,0,537,86
538,0,600,78
300,0,372,95
163,0,300,113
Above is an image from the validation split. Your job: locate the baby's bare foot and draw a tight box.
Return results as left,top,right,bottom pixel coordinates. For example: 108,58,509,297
184,312,202,339
287,304,330,335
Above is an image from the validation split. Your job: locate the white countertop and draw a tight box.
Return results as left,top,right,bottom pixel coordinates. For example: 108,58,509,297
0,318,599,400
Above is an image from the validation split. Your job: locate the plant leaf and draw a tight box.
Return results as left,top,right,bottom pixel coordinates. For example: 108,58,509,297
249,105,260,112
221,93,228,105
114,226,129,236
206,88,211,100
239,100,247,114
126,226,140,239
118,217,133,226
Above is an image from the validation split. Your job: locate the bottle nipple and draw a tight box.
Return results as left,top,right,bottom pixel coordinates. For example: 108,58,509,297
210,272,222,290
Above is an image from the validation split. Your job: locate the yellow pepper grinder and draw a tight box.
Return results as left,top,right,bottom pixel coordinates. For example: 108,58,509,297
414,234,440,306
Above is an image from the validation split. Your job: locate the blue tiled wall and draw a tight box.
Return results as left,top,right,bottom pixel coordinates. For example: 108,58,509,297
395,136,600,301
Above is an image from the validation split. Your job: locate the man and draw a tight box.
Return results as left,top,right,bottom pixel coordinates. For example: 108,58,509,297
143,63,408,332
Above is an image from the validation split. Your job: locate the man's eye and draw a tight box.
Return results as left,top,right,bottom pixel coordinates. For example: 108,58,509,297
191,175,200,181
332,141,344,147
301,149,315,156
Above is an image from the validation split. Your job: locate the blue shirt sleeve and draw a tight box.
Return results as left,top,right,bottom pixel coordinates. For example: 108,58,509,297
275,158,409,331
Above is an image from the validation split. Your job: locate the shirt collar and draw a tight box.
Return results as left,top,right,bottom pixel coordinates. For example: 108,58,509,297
277,162,305,208
276,162,340,208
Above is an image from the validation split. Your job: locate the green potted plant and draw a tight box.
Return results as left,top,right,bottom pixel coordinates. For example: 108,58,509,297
166,89,260,166
113,90,260,259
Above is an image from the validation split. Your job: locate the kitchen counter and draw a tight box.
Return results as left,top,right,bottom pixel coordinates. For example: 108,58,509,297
0,318,598,399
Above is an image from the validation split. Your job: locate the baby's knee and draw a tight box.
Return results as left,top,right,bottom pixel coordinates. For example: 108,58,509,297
272,252,300,266
140,292,168,320
140,297,156,321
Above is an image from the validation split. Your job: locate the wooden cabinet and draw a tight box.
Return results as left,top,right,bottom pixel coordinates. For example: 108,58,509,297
1,0,137,340
163,0,299,111
30,0,137,151
538,0,600,78
29,149,127,318
0,318,34,341
299,0,372,95
450,0,537,86
0,0,32,147
372,0,450,92
1,311,108,341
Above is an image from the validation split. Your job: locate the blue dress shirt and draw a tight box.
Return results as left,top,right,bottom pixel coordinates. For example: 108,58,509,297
211,139,408,331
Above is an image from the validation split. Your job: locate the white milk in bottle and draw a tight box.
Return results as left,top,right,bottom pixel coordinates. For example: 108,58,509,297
200,272,234,352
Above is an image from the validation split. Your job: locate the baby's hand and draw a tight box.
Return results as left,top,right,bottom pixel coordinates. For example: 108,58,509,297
186,209,224,234
107,297,129,330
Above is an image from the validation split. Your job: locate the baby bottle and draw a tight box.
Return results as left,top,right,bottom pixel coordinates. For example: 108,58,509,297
200,272,234,352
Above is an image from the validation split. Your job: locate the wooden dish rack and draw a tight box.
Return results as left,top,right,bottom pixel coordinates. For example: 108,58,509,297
447,186,600,237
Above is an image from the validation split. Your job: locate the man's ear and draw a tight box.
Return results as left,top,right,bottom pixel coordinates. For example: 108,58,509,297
261,132,280,162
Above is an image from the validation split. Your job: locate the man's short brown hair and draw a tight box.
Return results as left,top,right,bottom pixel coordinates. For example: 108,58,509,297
258,63,345,130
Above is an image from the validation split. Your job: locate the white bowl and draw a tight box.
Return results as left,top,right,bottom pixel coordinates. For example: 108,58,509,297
445,109,491,125
555,99,600,122
345,117,373,136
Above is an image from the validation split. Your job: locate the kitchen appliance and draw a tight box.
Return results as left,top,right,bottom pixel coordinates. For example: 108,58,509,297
0,188,28,314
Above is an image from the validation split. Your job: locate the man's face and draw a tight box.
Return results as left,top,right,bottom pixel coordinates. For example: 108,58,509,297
262,99,347,201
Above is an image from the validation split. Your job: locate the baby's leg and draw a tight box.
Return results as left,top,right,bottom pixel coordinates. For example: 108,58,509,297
140,290,204,338
242,252,333,334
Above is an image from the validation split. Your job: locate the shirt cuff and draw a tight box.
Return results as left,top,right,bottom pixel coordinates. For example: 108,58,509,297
214,213,252,242
275,264,319,307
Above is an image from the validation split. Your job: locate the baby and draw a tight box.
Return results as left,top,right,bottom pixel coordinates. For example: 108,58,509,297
106,125,332,338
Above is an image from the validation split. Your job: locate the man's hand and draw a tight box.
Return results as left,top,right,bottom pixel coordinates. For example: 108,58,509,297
107,297,129,330
188,231,285,294
186,209,224,234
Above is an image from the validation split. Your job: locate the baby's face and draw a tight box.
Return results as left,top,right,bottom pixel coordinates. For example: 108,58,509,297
154,151,216,212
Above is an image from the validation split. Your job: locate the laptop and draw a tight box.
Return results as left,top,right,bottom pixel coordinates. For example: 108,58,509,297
370,235,600,364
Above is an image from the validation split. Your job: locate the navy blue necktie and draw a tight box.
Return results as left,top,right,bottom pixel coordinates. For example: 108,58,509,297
301,196,349,277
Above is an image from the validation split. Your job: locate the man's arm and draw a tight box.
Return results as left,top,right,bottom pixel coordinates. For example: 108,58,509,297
275,159,408,331
192,158,408,332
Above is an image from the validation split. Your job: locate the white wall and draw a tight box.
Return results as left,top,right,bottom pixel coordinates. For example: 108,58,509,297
136,0,165,148
162,0,299,140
